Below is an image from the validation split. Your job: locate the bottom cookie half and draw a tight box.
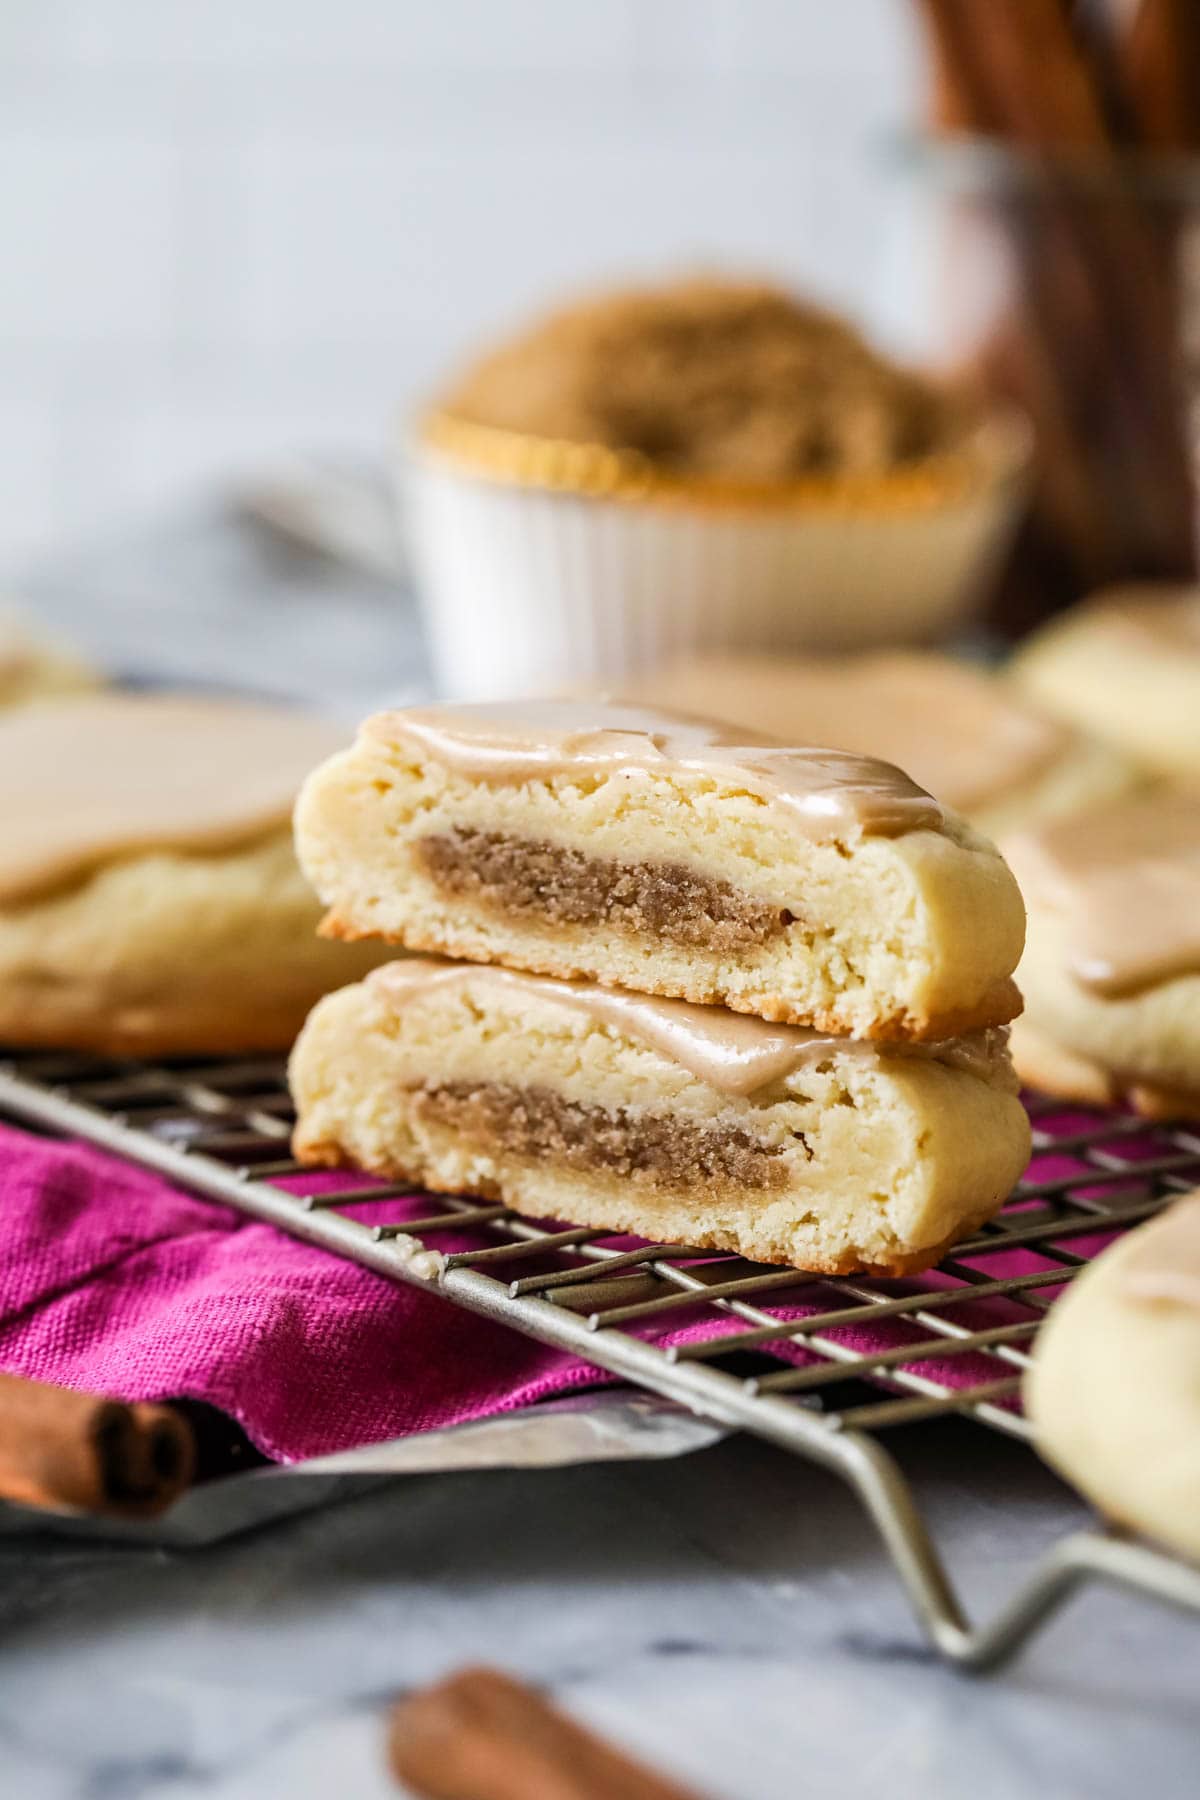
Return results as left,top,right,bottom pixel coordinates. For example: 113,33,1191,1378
289,959,1031,1275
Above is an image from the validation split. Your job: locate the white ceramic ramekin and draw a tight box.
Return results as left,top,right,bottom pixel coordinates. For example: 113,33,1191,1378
402,411,1031,701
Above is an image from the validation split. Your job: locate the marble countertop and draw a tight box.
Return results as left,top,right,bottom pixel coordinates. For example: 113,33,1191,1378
5,502,1198,1799
3,1427,1198,1800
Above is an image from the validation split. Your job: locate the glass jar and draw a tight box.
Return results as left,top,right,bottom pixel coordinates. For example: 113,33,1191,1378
903,137,1200,631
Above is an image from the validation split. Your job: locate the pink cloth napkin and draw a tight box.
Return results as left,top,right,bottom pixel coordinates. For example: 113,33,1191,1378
0,1113,1129,1462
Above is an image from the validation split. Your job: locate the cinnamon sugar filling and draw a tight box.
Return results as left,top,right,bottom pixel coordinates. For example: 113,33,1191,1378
417,828,791,954
409,1080,790,1189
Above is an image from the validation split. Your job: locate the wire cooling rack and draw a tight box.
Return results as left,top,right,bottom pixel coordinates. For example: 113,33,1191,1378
3,1045,1200,1668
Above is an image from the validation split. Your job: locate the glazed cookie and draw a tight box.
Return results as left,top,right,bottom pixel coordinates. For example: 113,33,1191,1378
1013,584,1200,780
0,694,388,1056
1004,792,1200,1117
294,701,1026,1041
1026,1192,1200,1561
290,958,1030,1275
615,651,1140,837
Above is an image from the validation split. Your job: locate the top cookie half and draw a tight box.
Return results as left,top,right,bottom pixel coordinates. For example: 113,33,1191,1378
294,701,1025,1040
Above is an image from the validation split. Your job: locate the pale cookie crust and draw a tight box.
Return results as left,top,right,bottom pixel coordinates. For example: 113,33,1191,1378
608,651,1142,838
1006,905,1200,1120
971,735,1143,841
296,717,1026,1042
1026,1196,1200,1561
0,831,389,1057
1012,586,1200,781
289,964,1031,1275
1009,1020,1200,1121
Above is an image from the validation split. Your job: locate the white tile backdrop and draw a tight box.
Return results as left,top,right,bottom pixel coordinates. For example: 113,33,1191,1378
0,0,925,567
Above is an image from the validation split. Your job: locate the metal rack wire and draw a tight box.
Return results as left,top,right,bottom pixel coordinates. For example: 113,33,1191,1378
3,1046,1200,1668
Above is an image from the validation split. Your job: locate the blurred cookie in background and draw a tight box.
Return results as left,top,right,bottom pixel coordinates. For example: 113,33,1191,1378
610,649,1140,838
0,693,389,1057
0,608,98,708
1004,791,1200,1118
1013,585,1200,782
1026,1191,1200,1563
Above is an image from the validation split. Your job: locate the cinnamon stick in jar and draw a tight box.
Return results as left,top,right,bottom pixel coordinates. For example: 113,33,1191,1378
0,1370,196,1518
1117,0,1200,152
388,1667,706,1800
916,0,1198,598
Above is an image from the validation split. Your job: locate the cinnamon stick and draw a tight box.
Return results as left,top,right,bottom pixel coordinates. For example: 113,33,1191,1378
1117,0,1200,151
1066,0,1144,146
920,0,1111,146
0,1371,196,1518
388,1667,705,1800
917,0,1198,597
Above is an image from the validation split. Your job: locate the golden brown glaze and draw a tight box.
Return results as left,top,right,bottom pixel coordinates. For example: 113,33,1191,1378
371,699,944,842
368,957,1008,1097
1007,792,1200,996
0,694,350,903
619,652,1067,813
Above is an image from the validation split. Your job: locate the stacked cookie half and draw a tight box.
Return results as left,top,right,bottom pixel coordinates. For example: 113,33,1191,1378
288,703,1031,1274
